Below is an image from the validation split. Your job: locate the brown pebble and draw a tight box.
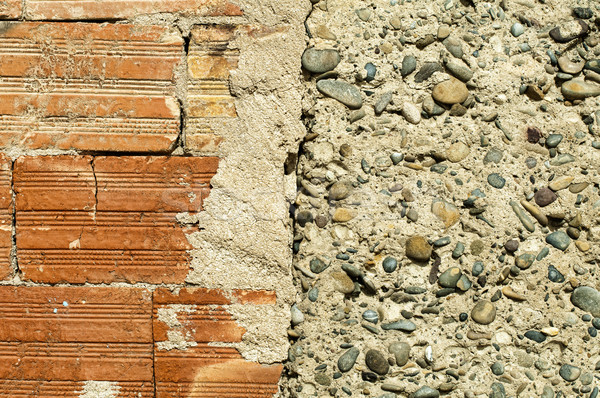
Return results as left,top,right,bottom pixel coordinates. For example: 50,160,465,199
534,187,557,207
405,236,432,262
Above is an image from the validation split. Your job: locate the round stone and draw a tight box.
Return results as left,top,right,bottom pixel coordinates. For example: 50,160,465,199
510,22,525,37
329,181,352,200
382,256,398,273
301,48,341,73
534,187,557,207
446,142,470,162
487,173,506,189
432,77,469,104
559,364,581,382
338,347,360,372
471,300,496,325
438,267,462,288
571,286,600,317
491,362,505,375
317,79,363,109
365,349,389,375
546,231,571,251
504,239,519,253
402,102,421,124
388,342,410,366
310,258,329,273
405,236,432,262
362,309,379,324
472,261,484,276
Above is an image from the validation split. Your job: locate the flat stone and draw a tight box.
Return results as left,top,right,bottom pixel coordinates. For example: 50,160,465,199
401,55,417,77
331,271,355,294
442,36,463,58
483,148,504,164
332,208,356,222
301,48,341,73
446,61,473,82
374,92,393,115
571,286,600,317
365,349,389,375
546,231,571,251
381,320,416,332
388,342,410,366
471,300,496,325
561,79,600,100
362,310,379,324
515,253,535,269
338,347,360,372
487,173,506,189
414,62,443,83
413,386,440,398
559,364,581,381
432,78,469,104
524,330,546,343
317,79,363,109
405,236,432,262
549,20,589,43
558,56,584,75
310,258,329,274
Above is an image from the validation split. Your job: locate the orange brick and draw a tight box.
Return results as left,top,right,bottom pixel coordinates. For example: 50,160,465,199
153,288,276,344
153,288,281,397
0,1,20,18
0,22,183,152
0,286,153,396
186,25,240,152
0,155,11,280
14,156,219,284
25,0,243,20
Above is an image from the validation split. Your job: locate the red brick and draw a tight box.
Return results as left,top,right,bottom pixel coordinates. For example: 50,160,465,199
153,288,276,344
25,0,243,20
14,156,219,284
0,22,183,152
153,288,281,397
0,286,153,395
0,1,20,18
0,155,11,280
186,25,240,152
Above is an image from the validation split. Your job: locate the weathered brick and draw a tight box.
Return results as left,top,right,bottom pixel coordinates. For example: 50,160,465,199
0,155,11,280
153,288,281,397
186,25,240,152
0,22,183,152
0,286,153,396
25,0,243,20
0,1,20,18
15,156,219,284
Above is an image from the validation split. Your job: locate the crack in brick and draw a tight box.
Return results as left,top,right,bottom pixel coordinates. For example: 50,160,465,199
90,158,98,221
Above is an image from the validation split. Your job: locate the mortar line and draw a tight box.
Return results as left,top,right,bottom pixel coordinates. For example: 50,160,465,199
9,159,18,278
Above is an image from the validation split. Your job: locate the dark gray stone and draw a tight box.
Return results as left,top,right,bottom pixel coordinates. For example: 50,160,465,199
338,347,360,372
302,48,341,73
571,286,600,317
317,79,363,109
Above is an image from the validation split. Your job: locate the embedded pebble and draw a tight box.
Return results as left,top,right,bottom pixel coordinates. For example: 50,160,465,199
471,300,496,325
405,236,432,262
571,287,600,317
559,364,581,381
432,78,469,104
317,79,363,108
301,48,341,73
365,349,389,375
338,347,360,372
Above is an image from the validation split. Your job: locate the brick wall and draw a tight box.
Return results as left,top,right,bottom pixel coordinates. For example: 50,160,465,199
0,0,310,396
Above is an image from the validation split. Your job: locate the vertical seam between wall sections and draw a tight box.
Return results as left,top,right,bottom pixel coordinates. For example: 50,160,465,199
9,159,17,278
178,34,192,152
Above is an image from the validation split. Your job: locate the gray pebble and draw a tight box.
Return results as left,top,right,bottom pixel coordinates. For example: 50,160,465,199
446,61,473,82
559,364,581,381
362,309,379,324
438,267,461,288
381,320,416,332
443,36,463,58
545,231,571,251
329,181,352,200
401,55,417,77
490,382,505,398
291,304,304,326
317,79,363,109
524,330,546,343
483,148,503,164
365,62,377,82
413,386,439,398
414,62,442,83
487,173,506,189
510,23,525,37
338,347,360,372
452,242,465,258
548,265,565,283
571,286,600,317
472,261,484,276
308,287,319,302
541,385,554,398
302,48,341,73
310,258,329,273
491,361,505,375
390,152,404,165
382,256,398,273
375,92,393,115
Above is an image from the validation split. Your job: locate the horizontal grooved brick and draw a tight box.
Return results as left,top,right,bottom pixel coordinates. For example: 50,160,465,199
14,156,219,284
186,25,240,152
0,1,21,18
0,22,183,152
153,289,280,397
25,0,243,20
0,286,153,394
0,155,11,280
